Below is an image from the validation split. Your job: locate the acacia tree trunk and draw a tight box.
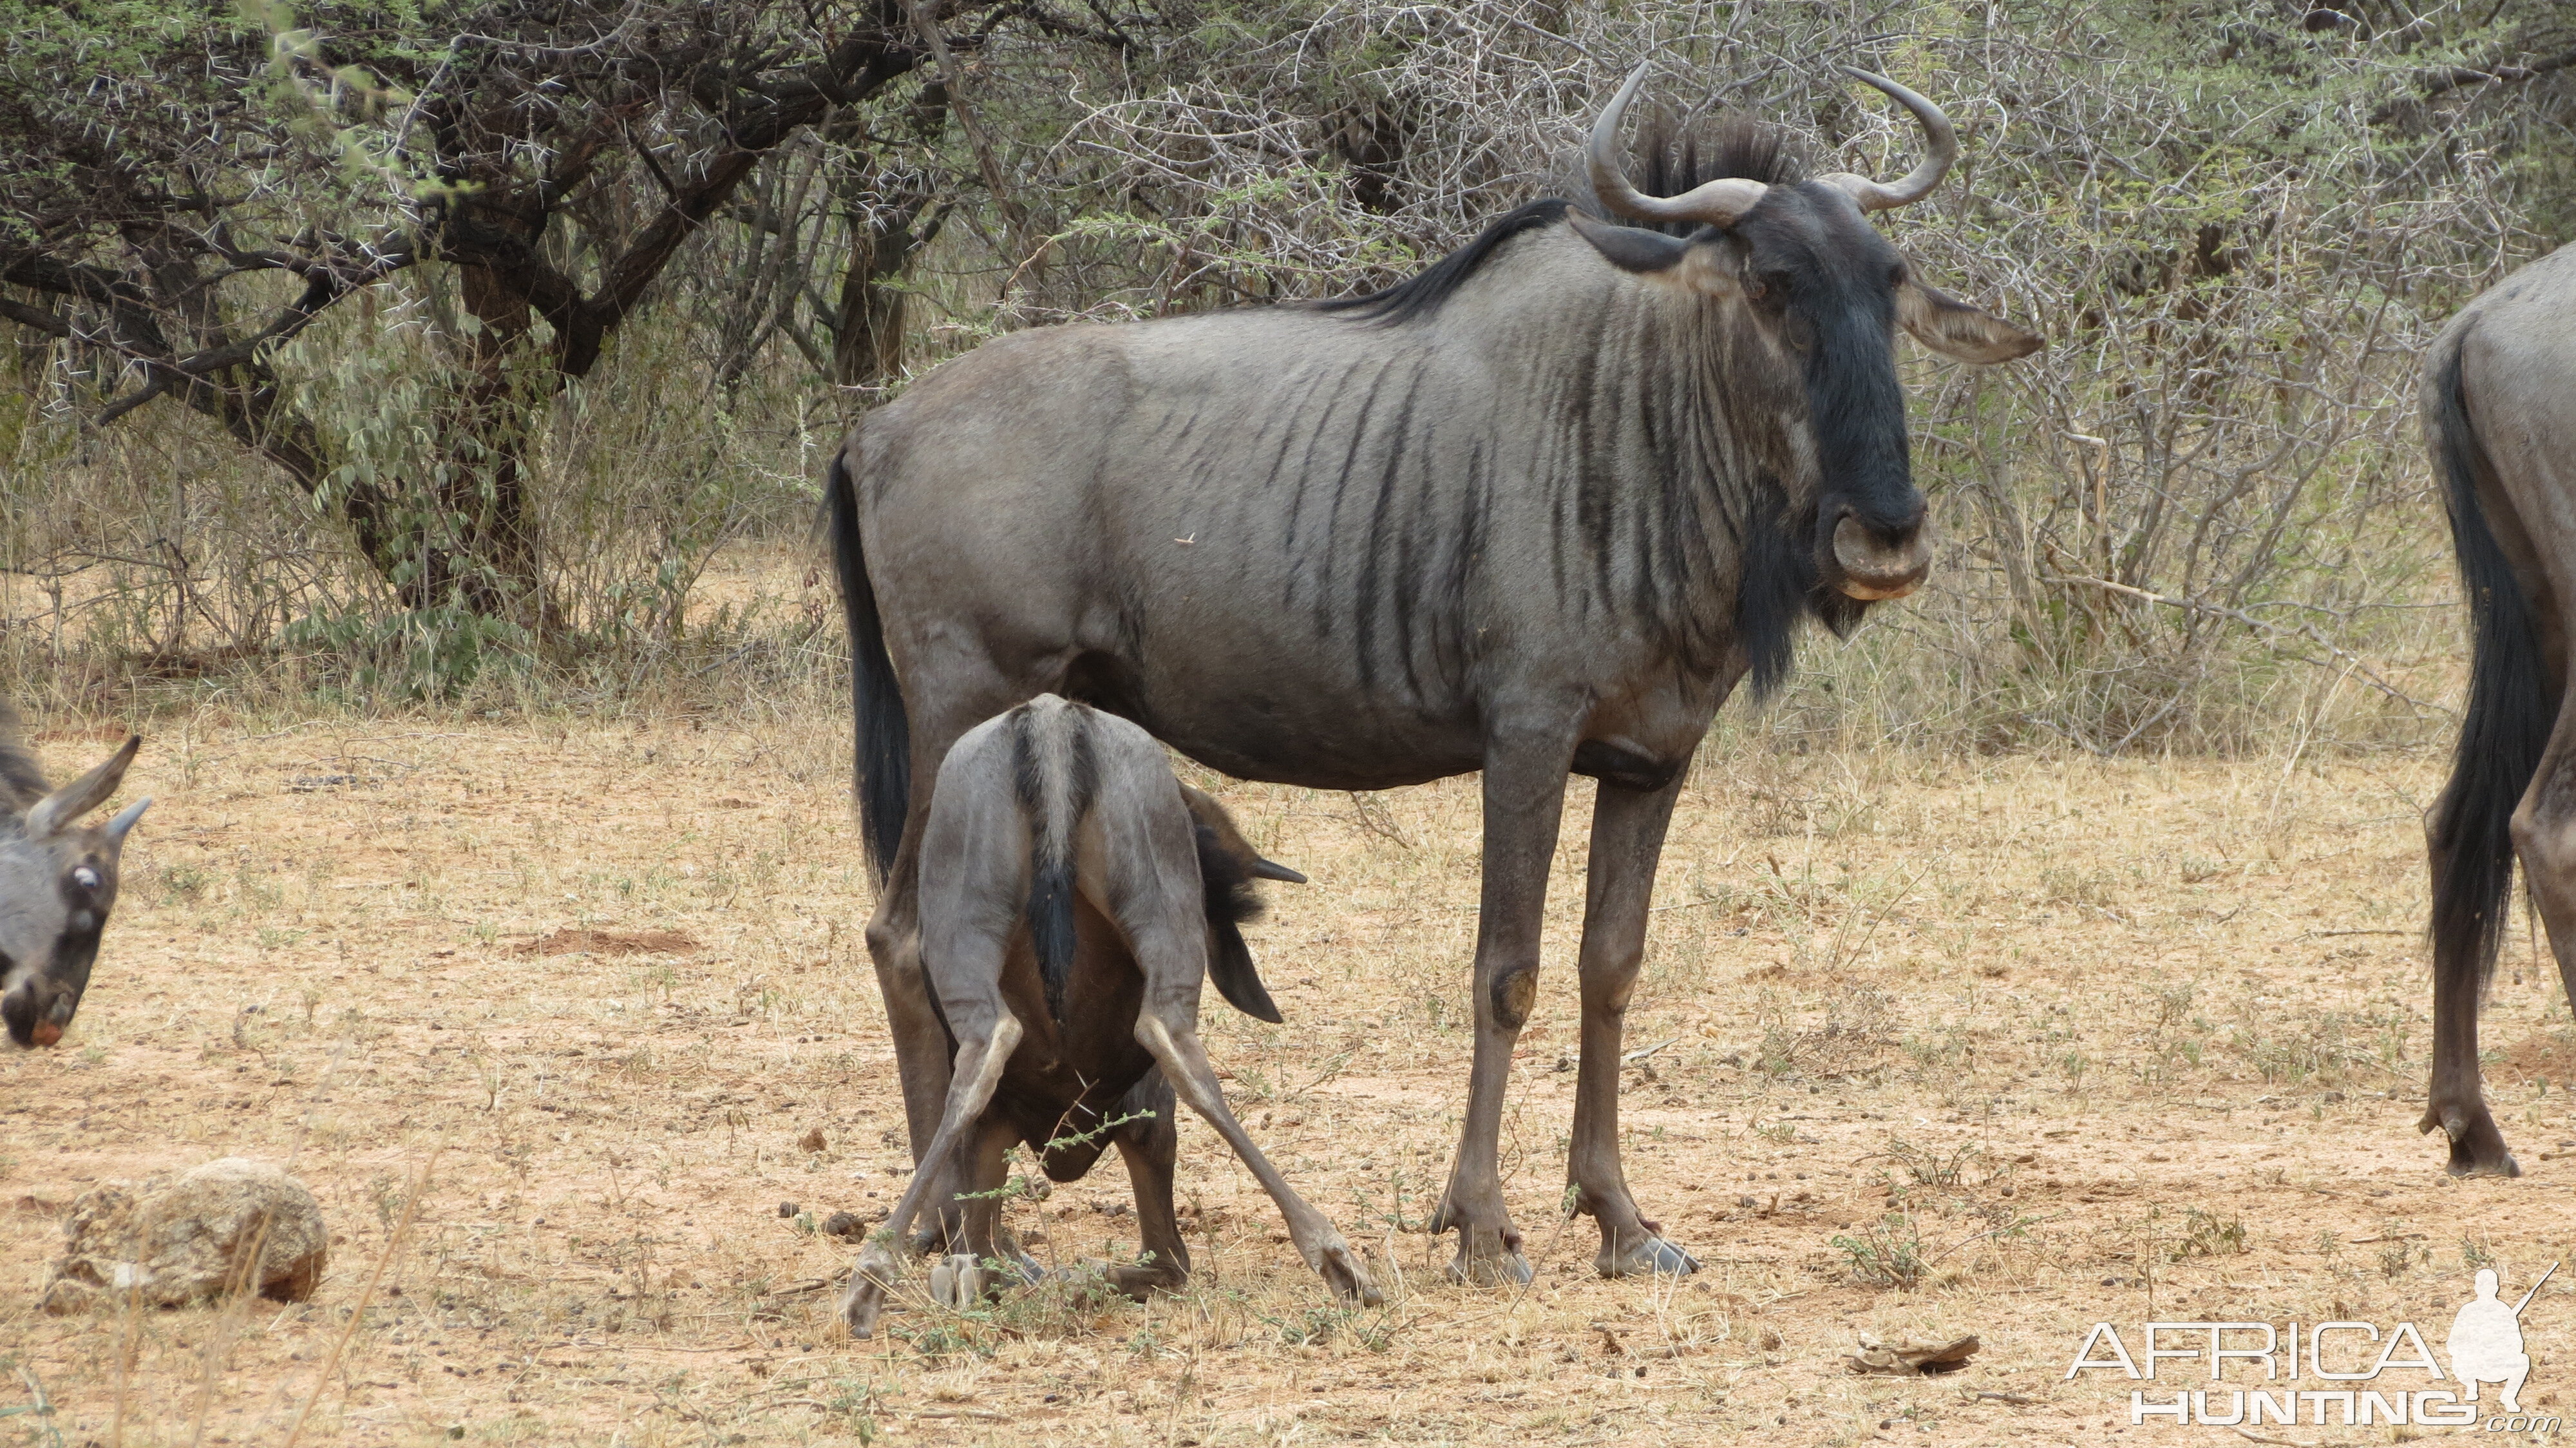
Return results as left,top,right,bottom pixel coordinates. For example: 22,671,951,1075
829,91,951,390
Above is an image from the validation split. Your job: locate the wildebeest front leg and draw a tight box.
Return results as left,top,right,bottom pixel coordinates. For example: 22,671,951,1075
841,1011,1024,1338
1569,774,1698,1275
1430,737,1572,1286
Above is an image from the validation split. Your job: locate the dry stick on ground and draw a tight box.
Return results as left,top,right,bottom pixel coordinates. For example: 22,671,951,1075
279,1152,437,1448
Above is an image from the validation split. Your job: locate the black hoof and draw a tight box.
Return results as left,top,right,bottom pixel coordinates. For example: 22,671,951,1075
2432,1107,2523,1177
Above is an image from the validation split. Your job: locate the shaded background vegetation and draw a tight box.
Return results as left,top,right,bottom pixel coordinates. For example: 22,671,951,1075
3,0,2571,751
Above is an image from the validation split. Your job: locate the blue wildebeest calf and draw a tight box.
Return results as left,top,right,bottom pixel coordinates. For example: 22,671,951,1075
840,694,1380,1336
0,705,148,1049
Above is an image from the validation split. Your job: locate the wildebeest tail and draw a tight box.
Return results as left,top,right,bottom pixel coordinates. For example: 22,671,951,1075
2427,339,2552,1002
1012,703,1099,1024
826,448,911,885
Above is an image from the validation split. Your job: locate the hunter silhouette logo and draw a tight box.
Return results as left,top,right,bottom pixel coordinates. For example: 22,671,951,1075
2069,1262,2561,1431
2450,1263,2552,1415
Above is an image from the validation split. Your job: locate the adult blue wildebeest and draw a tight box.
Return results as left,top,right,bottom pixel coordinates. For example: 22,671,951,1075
0,705,147,1048
829,66,2042,1283
2421,240,2576,1177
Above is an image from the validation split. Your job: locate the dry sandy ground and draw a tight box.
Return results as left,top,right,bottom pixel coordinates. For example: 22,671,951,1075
5,706,2575,1448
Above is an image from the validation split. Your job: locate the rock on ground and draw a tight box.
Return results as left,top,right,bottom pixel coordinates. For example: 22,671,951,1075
40,1157,328,1314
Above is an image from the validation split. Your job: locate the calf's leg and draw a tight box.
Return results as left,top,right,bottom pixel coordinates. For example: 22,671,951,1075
1130,1007,1378,1307
841,1009,1023,1337
932,1114,1025,1308
1568,774,1698,1275
1105,1071,1191,1299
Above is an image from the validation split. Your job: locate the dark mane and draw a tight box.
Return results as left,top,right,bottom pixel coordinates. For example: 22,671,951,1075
1618,114,1808,236
1316,113,1808,325
1312,200,1572,326
0,701,50,815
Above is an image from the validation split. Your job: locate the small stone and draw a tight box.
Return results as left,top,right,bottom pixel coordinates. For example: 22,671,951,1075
822,1210,864,1240
41,1158,327,1314
777,1201,799,1219
798,1127,827,1154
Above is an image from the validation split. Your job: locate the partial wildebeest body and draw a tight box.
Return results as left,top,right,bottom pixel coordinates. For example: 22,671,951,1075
2420,240,2576,1176
0,705,148,1049
840,696,1378,1335
831,68,2040,1283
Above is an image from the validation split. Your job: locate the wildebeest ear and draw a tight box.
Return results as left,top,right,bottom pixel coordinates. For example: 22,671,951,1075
1206,923,1284,1025
1897,275,2043,363
1567,210,1692,274
24,735,140,839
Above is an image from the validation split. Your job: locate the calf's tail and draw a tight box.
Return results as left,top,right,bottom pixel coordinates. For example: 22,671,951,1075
1012,705,1099,1025
2426,339,2552,1004
826,447,911,885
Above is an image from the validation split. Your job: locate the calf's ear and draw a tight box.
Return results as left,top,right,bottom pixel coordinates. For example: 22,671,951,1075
1206,924,1285,1025
1897,275,2043,363
25,736,140,839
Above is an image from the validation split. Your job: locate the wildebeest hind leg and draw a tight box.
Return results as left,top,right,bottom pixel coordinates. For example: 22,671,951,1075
863,825,960,1247
1130,1005,1380,1309
1569,774,1699,1276
840,1011,1024,1338
2485,712,2576,1172
1105,1071,1191,1299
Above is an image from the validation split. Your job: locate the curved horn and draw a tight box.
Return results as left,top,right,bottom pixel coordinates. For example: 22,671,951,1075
1815,67,1958,212
23,734,138,839
1587,64,1768,229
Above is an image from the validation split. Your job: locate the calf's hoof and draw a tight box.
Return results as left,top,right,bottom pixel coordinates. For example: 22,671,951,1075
840,1269,891,1338
2423,1103,2523,1178
1598,1231,1699,1279
929,1253,985,1310
1319,1242,1385,1308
